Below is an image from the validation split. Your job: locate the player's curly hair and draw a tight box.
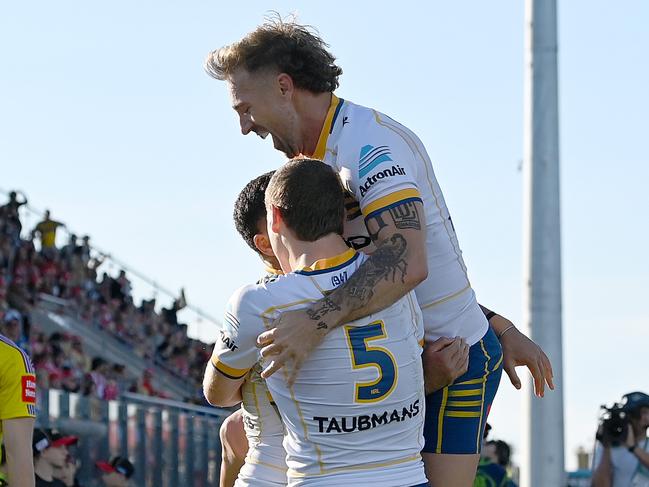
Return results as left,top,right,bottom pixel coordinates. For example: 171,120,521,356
233,171,275,254
205,14,342,93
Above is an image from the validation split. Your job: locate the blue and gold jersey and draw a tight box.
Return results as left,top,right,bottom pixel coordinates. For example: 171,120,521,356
313,95,488,346
211,249,426,486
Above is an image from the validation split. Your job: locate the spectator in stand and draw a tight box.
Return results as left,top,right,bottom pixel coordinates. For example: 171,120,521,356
0,191,28,241
89,357,108,399
2,309,23,346
52,455,82,487
60,235,79,265
161,288,186,327
32,210,65,256
96,457,134,487
474,425,517,487
33,429,77,487
79,236,91,266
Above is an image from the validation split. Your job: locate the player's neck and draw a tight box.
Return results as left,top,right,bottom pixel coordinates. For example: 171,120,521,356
286,233,350,273
296,91,333,157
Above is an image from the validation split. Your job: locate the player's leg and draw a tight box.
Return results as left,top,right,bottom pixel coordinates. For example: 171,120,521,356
422,328,503,487
219,409,249,487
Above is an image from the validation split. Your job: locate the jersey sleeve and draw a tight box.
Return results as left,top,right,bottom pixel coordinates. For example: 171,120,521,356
210,285,265,380
343,119,423,221
0,347,37,420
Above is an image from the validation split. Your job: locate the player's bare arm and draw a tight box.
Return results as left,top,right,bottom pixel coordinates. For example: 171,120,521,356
258,199,427,380
218,410,249,487
3,417,36,487
203,363,245,408
479,304,555,397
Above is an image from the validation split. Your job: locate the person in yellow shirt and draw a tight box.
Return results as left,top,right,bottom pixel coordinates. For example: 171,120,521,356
0,333,36,487
32,210,65,253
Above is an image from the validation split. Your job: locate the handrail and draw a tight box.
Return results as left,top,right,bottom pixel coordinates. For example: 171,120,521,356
121,392,229,417
0,187,222,334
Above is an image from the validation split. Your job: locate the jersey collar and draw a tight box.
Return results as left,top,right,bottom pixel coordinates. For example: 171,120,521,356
294,248,358,275
312,94,344,160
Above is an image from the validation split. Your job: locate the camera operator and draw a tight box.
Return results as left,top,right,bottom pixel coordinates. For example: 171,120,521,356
592,392,649,487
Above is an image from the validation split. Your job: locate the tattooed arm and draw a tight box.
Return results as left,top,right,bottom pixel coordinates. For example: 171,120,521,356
257,200,428,380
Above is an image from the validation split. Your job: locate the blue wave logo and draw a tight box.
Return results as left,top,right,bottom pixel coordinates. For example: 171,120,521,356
358,145,392,178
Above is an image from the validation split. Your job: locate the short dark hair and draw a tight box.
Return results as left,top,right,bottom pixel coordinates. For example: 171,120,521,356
266,159,344,241
486,440,511,467
205,15,342,93
233,171,275,253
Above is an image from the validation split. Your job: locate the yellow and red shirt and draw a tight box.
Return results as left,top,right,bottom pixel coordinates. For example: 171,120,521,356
0,334,36,446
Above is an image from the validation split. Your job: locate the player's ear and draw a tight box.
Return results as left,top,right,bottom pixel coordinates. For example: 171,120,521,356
277,73,294,98
253,233,274,258
270,205,283,233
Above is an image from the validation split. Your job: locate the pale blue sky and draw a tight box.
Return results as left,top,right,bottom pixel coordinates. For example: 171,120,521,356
2,0,647,471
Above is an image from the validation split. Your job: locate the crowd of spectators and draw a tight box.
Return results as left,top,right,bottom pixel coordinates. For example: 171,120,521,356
0,190,211,402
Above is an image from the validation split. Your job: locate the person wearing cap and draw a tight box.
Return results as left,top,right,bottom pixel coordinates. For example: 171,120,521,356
96,457,134,487
52,454,82,487
33,429,78,487
592,391,649,487
0,333,36,487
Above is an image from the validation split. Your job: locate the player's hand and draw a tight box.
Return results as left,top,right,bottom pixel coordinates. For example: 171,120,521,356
498,325,554,397
422,337,469,394
257,307,329,383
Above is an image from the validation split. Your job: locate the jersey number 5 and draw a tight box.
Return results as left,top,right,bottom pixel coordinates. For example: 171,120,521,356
344,321,397,403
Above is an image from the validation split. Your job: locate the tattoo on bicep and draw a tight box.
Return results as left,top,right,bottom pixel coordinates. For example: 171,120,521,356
365,201,421,242
366,212,389,242
389,201,421,230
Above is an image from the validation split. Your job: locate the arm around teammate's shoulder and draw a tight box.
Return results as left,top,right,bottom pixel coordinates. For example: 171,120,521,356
258,199,427,382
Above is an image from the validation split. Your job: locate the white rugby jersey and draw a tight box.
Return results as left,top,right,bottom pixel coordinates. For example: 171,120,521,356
212,249,427,487
312,95,488,346
222,272,288,487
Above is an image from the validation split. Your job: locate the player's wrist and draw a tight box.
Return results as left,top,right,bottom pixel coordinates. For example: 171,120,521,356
489,314,514,335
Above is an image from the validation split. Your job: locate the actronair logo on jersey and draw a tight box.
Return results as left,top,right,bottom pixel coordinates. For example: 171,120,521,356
219,330,238,352
358,144,393,178
313,399,420,434
359,165,407,197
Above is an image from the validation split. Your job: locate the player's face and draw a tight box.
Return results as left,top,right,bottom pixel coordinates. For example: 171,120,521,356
228,68,301,158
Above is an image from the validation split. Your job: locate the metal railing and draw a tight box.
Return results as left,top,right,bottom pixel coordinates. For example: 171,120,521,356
37,389,231,487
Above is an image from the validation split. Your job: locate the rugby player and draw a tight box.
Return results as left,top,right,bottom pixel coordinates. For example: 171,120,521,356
219,171,526,486
212,171,288,487
221,171,468,486
205,159,429,486
206,18,553,486
0,333,36,487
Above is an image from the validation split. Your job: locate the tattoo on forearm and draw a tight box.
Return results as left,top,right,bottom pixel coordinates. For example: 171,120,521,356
306,297,342,331
389,201,421,230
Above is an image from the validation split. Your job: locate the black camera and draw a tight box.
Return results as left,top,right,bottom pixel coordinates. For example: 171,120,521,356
596,403,629,447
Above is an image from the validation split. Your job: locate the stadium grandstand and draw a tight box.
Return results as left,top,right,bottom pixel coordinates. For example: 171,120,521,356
0,189,229,486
